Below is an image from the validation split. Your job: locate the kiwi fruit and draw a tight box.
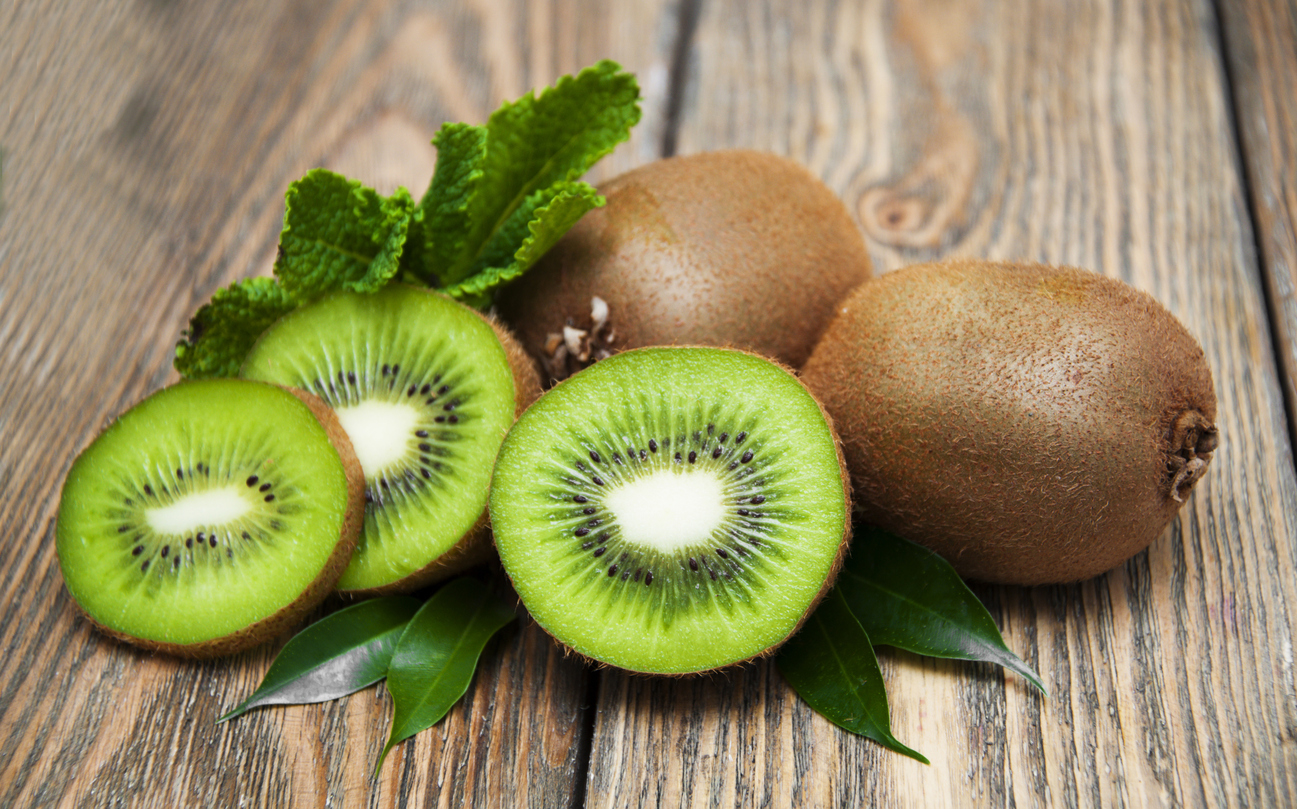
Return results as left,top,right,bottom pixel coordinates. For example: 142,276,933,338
56,379,364,657
241,284,540,594
488,346,850,674
800,259,1219,584
496,150,873,380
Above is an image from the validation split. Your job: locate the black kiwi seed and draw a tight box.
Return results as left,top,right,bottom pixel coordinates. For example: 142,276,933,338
621,570,631,581
592,476,604,486
259,483,271,492
246,475,258,486
264,494,275,502
736,432,748,444
132,545,144,556
447,415,459,424
741,451,754,463
751,495,766,504
674,452,682,463
583,507,596,515
173,557,181,569
408,385,418,396
649,439,658,452
716,548,729,559
608,565,618,576
161,545,170,558
582,541,594,550
590,450,602,463
186,538,193,549
574,495,588,503
688,451,697,464
416,430,429,438
719,433,729,443
140,560,150,572
593,547,607,557
689,558,699,571
712,447,723,459
117,525,130,533
644,571,653,585
576,527,590,537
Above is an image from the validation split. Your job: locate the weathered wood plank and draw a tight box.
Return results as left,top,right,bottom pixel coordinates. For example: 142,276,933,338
585,0,1297,806
1217,0,1297,442
0,1,676,806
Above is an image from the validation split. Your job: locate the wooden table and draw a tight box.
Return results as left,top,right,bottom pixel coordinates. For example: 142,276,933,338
3,1,1296,806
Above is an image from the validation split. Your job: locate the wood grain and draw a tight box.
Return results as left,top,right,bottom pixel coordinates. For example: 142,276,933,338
1217,0,1297,441
586,0,1297,807
0,1,677,806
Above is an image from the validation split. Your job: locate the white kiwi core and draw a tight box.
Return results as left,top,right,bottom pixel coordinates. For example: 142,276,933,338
604,469,725,553
146,487,252,535
334,400,421,478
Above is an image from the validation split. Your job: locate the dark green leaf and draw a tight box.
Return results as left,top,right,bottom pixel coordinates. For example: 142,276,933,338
173,276,295,379
273,168,416,300
376,578,517,774
217,596,422,723
839,525,1046,694
778,590,928,763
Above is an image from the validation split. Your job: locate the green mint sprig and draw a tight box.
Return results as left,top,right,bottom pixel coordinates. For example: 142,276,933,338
175,60,640,379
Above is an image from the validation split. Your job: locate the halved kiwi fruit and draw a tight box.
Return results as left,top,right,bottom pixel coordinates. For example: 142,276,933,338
56,379,364,657
489,347,850,674
241,284,540,594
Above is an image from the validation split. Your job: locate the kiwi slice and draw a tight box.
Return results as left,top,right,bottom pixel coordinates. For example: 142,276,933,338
241,284,540,594
489,347,851,674
56,380,363,657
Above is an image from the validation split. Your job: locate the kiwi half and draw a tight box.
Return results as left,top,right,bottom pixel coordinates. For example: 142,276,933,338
489,347,850,674
241,284,540,594
56,379,363,657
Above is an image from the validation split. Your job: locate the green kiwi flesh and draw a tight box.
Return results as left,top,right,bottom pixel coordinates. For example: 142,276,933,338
56,380,362,657
801,259,1219,584
496,150,873,380
489,347,850,674
241,284,539,594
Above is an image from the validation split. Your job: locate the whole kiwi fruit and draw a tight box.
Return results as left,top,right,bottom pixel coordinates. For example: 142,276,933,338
800,259,1218,585
496,150,873,380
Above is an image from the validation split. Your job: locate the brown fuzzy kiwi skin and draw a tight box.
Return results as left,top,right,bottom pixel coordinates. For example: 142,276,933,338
800,259,1218,585
339,314,542,598
72,385,365,659
496,150,873,380
491,346,852,675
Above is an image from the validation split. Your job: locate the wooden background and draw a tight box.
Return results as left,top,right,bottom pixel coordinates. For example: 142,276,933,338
3,0,1296,806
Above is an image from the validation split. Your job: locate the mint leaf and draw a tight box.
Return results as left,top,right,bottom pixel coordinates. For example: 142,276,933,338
174,277,294,379
778,589,928,763
376,578,516,775
435,59,640,288
218,596,422,723
838,525,1046,694
274,168,416,299
441,181,602,300
418,123,488,285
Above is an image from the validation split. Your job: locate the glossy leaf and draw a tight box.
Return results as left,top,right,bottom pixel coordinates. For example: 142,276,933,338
839,525,1046,694
778,589,928,763
218,596,422,723
375,577,517,774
